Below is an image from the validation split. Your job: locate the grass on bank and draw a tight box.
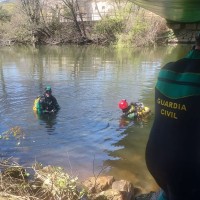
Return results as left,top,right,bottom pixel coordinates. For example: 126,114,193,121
0,158,86,200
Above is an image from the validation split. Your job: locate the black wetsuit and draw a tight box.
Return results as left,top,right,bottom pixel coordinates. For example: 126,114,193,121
39,94,60,113
145,49,200,200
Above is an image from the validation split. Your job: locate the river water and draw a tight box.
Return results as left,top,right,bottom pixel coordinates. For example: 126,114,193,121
0,44,191,192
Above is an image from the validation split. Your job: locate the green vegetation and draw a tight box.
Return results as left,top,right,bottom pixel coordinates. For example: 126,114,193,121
0,159,86,200
0,126,25,146
0,127,86,200
0,6,11,22
94,3,167,47
93,16,125,44
0,0,168,47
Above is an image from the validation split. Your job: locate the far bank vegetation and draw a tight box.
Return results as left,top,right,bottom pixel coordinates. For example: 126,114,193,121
0,0,168,47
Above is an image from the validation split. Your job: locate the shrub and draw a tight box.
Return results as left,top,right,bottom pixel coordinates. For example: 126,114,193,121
116,10,167,47
93,16,125,43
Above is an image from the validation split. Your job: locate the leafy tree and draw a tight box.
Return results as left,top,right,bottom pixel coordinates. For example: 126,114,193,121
62,0,87,38
0,6,11,22
93,1,131,44
20,0,40,25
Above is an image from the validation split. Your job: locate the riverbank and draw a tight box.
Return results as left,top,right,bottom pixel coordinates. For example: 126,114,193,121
1,0,200,48
0,159,159,200
0,0,170,48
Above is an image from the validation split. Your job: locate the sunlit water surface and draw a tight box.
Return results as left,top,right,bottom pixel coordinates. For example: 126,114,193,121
0,44,191,192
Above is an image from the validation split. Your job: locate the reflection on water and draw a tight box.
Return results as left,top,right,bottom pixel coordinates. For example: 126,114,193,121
0,44,192,191
34,112,58,134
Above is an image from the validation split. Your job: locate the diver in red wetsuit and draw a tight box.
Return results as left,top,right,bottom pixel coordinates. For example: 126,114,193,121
145,33,200,200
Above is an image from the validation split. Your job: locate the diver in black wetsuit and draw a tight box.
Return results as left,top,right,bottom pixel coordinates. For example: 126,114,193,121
33,86,60,114
145,33,200,200
39,86,60,113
